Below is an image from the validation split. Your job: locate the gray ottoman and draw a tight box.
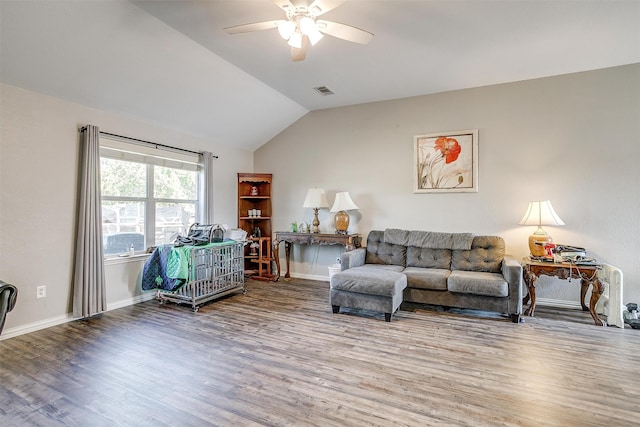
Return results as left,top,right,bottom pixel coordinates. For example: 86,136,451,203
330,267,407,322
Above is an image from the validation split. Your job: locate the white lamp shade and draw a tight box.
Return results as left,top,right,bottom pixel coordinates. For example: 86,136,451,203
278,20,296,40
307,28,324,45
287,31,303,48
330,192,359,212
299,17,316,35
519,200,565,226
303,188,329,208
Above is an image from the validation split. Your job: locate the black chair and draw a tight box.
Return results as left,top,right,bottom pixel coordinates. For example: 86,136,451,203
0,280,18,335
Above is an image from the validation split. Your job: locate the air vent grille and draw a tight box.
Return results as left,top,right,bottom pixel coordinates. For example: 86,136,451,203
314,86,335,96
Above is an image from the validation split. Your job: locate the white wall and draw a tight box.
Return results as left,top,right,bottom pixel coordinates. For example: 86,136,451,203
0,83,253,335
256,64,640,305
2,64,638,336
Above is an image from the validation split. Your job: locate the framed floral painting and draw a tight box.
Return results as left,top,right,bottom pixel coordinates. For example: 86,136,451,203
413,129,478,193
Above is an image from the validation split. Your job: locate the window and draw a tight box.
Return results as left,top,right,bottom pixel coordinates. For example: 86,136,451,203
100,137,200,256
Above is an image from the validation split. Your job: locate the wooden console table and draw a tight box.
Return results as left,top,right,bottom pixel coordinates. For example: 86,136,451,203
522,258,604,326
273,232,361,281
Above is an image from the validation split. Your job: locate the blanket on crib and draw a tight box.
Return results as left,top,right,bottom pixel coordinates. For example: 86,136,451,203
142,240,241,292
142,245,185,292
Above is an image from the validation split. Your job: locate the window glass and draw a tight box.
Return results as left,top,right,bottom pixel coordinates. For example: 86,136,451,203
100,158,146,197
155,202,196,246
154,166,197,200
99,137,200,256
102,201,145,255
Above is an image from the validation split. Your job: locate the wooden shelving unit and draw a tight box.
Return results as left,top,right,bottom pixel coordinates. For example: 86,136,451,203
237,173,274,281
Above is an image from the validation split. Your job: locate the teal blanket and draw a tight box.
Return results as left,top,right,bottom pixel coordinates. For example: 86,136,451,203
167,240,238,280
167,246,191,279
142,240,238,291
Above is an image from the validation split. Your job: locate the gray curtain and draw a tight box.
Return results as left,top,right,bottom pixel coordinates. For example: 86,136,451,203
73,125,106,318
198,151,215,224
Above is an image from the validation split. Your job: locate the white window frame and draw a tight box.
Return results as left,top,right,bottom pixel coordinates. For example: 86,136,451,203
99,136,201,257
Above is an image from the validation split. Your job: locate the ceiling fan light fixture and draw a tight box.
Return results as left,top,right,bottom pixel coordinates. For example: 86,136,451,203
277,20,296,40
309,5,322,16
307,28,323,45
288,31,303,48
299,16,316,35
224,1,374,62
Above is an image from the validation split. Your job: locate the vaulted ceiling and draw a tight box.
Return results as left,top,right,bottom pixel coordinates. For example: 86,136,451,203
2,1,639,151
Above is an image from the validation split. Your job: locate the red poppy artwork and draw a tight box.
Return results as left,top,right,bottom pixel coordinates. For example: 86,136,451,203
414,130,478,193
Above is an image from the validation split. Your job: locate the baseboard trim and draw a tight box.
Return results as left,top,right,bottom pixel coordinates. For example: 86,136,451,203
286,273,330,282
535,298,583,310
108,292,156,311
0,313,74,341
1,292,156,341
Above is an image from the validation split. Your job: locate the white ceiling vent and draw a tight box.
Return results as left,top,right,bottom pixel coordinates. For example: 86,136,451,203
314,86,335,96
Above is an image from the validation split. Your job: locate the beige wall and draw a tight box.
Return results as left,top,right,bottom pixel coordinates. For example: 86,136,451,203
256,64,640,305
2,64,638,335
0,83,253,335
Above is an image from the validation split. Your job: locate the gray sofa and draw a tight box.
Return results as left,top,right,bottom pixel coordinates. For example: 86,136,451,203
330,229,523,323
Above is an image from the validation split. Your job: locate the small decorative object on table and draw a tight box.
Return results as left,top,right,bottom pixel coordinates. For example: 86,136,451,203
623,303,640,329
249,241,259,256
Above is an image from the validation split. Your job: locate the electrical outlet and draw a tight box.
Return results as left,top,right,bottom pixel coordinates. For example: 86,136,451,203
36,285,46,299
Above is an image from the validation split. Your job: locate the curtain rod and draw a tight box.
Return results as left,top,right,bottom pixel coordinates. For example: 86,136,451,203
79,127,218,158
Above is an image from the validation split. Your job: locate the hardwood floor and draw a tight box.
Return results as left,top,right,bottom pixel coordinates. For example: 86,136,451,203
1,278,639,426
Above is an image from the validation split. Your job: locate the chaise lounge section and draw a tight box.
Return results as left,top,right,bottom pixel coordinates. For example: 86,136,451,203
330,229,523,322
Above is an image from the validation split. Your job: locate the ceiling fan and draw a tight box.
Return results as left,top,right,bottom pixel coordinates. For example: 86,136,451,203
223,0,374,62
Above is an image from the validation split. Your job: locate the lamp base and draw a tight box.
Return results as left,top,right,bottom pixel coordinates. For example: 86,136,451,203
334,210,349,235
311,207,320,233
529,234,553,257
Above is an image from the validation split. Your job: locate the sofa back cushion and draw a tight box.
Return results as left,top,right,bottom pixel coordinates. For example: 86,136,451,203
365,230,407,266
406,247,452,269
450,236,505,273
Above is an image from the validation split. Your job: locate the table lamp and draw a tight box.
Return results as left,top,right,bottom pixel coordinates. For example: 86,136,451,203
519,200,565,257
330,192,359,234
303,188,329,233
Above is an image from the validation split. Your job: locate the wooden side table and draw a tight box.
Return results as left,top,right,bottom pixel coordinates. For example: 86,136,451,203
522,258,604,326
273,232,361,281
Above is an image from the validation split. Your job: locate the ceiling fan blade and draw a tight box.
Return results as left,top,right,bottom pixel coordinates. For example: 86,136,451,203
316,20,373,44
224,20,284,35
308,0,346,16
291,36,309,61
273,0,296,13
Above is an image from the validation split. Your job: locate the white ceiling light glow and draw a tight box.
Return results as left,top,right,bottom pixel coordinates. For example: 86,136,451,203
288,31,303,48
277,20,296,40
299,16,323,45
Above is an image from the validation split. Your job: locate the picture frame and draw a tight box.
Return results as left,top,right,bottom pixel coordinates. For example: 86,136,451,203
413,129,478,193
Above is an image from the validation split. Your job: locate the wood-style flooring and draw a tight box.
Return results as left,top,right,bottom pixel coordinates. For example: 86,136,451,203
1,278,639,426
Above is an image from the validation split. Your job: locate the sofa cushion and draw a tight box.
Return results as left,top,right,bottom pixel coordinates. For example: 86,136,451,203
403,267,450,290
365,230,407,267
331,267,407,297
450,236,505,273
356,264,405,273
447,270,509,297
406,246,451,269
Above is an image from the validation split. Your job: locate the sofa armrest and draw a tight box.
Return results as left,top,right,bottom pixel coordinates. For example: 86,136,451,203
502,255,523,315
340,248,366,270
